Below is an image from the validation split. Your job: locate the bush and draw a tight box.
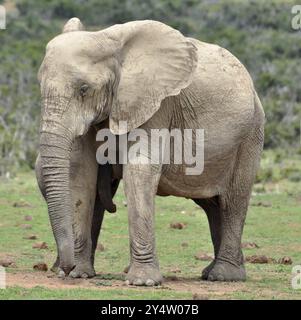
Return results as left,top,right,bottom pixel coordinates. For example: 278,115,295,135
0,0,300,175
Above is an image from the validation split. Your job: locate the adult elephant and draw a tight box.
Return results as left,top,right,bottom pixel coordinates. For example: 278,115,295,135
35,18,264,285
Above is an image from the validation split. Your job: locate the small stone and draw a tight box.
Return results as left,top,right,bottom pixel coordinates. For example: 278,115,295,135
97,243,105,252
251,201,272,207
245,255,270,264
32,242,48,249
169,267,181,273
0,259,15,267
33,262,48,272
13,200,31,208
194,252,214,261
278,256,292,265
193,293,209,300
170,222,187,229
241,242,259,249
24,215,33,221
23,235,37,240
20,224,32,230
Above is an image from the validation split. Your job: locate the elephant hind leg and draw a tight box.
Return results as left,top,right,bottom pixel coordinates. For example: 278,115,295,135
193,196,221,280
207,124,264,282
90,193,104,267
91,168,120,268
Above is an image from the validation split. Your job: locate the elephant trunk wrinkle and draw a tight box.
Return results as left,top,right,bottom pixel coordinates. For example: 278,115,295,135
39,129,75,275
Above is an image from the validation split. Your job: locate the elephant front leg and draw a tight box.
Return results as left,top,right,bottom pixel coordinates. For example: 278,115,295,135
90,193,105,267
68,131,98,279
123,164,162,286
70,195,96,279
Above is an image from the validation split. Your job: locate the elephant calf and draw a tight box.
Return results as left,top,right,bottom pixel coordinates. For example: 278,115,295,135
35,18,264,285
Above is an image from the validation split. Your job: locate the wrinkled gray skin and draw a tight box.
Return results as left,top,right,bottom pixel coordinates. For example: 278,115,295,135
35,18,264,285
35,124,119,278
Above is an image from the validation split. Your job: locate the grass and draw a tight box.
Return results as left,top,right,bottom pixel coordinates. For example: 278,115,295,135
0,286,192,300
0,170,301,300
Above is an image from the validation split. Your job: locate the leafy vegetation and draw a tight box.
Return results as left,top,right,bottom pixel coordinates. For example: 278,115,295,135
0,0,300,175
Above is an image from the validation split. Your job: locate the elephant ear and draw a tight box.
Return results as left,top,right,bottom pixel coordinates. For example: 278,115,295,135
62,17,84,33
102,20,198,134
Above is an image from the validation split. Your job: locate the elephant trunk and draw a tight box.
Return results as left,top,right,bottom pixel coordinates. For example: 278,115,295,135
39,120,75,275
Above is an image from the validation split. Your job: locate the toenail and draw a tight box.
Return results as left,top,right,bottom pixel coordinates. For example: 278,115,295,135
217,274,224,281
58,270,65,278
146,279,155,286
133,279,143,286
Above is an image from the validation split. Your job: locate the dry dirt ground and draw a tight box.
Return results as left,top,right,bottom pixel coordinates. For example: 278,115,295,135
6,271,248,299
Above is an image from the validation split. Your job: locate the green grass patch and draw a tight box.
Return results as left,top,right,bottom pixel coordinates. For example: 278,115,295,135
0,170,301,299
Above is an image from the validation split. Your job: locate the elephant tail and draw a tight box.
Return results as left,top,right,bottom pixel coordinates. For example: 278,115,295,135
253,89,265,127
250,89,265,154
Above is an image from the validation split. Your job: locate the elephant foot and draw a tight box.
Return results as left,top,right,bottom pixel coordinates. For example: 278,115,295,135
201,260,216,280
207,260,246,282
125,263,162,286
69,262,96,279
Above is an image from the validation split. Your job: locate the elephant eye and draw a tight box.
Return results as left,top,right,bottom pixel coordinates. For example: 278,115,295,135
79,84,89,97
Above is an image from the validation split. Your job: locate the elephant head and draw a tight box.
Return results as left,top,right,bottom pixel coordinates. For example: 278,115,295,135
38,18,198,274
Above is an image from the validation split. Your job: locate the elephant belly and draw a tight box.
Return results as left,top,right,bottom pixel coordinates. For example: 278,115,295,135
157,150,236,199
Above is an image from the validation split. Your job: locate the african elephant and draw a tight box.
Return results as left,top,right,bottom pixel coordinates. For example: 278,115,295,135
35,17,264,285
